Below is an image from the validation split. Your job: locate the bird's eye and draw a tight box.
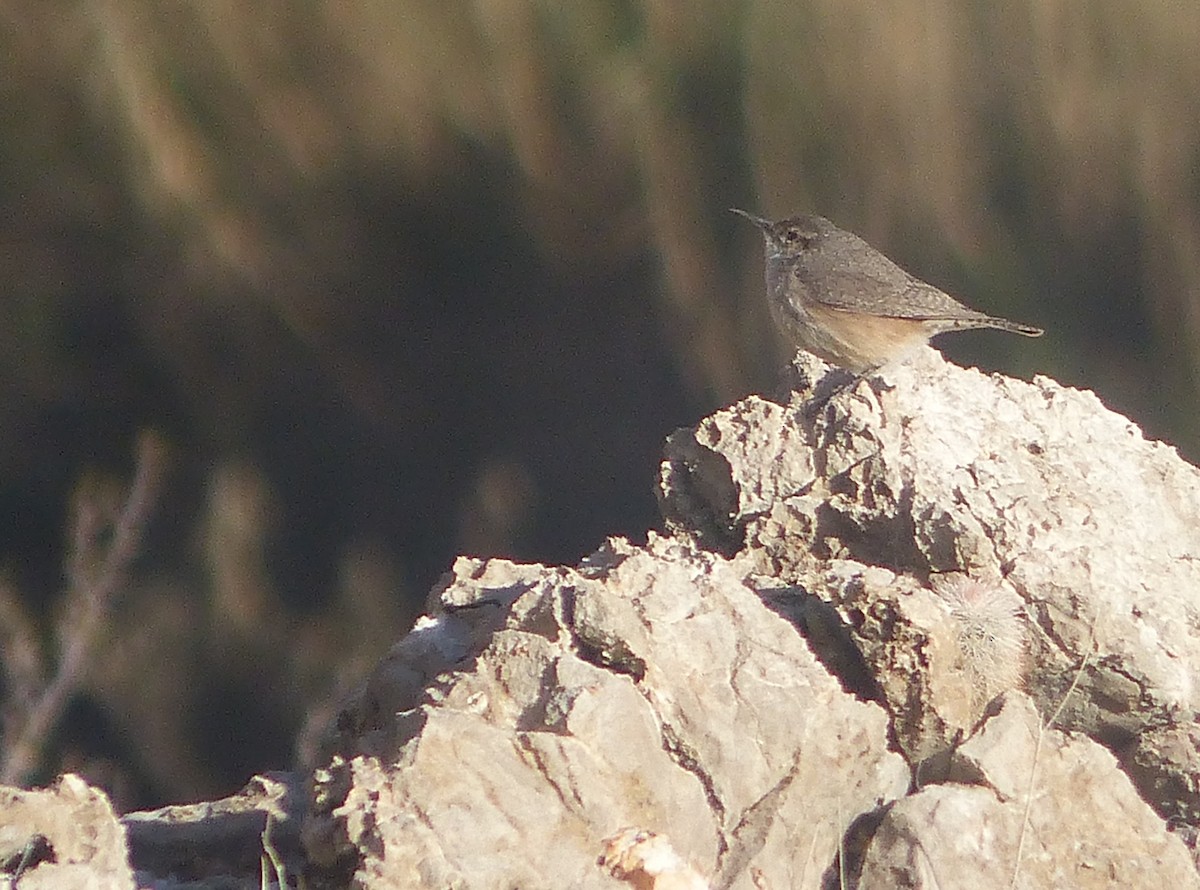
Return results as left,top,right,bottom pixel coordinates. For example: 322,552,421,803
783,228,811,247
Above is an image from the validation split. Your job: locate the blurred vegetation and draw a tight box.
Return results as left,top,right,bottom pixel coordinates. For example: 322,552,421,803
1,0,1198,808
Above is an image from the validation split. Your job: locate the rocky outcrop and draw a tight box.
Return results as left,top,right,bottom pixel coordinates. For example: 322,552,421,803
305,539,910,888
4,347,1200,888
302,348,1200,888
661,348,1200,823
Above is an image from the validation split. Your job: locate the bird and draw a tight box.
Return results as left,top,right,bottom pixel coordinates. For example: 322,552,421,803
732,210,1043,374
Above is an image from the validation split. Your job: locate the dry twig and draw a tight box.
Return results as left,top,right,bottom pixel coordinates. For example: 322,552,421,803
0,432,167,785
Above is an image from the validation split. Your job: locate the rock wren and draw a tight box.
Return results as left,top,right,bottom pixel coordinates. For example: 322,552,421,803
732,210,1043,374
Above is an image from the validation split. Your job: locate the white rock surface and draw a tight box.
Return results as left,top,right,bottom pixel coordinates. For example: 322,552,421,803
859,693,1199,888
298,349,1200,888
307,540,910,888
0,774,134,890
6,348,1200,889
662,348,1200,823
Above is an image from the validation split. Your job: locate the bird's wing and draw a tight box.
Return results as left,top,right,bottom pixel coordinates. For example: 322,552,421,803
809,265,989,321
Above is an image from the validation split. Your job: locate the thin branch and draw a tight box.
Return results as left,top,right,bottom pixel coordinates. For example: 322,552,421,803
0,432,167,786
0,579,44,722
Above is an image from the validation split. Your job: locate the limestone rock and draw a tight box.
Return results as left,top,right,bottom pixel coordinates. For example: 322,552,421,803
7,347,1200,889
121,771,305,887
0,773,134,890
301,347,1200,887
858,693,1199,888
661,348,1200,823
307,539,910,888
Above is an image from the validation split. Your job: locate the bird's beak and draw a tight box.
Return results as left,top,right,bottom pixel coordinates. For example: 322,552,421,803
729,208,772,232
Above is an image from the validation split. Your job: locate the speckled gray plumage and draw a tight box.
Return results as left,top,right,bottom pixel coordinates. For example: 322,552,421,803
735,210,1043,333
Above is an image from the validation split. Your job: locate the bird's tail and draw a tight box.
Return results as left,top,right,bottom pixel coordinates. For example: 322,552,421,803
940,315,1043,337
983,317,1044,337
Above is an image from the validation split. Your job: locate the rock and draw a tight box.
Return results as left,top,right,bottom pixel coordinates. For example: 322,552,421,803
301,347,1200,887
661,347,1200,821
599,827,708,890
858,693,1199,888
7,347,1200,888
121,771,305,887
0,773,134,890
0,772,303,890
307,541,910,888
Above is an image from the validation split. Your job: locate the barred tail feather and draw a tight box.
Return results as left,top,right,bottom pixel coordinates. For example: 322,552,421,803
986,317,1044,337
940,315,1044,337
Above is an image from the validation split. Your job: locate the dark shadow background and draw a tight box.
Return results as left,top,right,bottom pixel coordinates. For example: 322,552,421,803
2,1,1198,808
